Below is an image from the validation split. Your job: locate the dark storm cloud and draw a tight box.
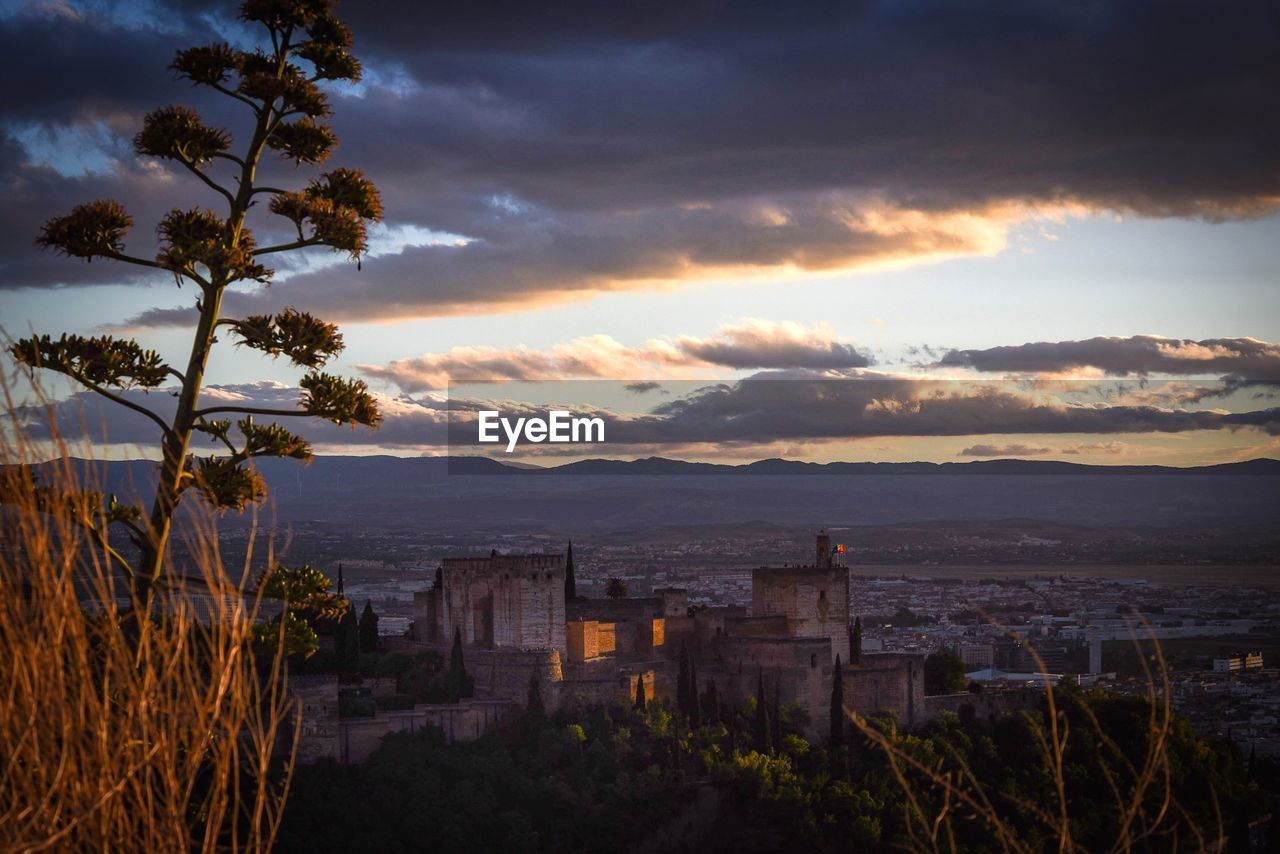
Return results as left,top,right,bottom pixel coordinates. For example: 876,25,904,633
938,336,1280,379
609,376,1280,444
3,0,1278,320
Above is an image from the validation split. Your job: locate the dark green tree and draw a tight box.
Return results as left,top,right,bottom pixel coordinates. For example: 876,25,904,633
564,540,576,601
335,601,359,672
830,653,845,748
446,627,472,701
754,669,770,754
850,616,863,665
358,600,378,653
605,577,629,599
254,562,347,656
10,0,382,602
634,675,647,712
705,678,719,726
689,657,702,730
924,650,968,695
526,670,545,722
771,682,782,751
677,642,691,719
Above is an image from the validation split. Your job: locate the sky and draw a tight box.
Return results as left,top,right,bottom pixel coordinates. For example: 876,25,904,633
1,0,1279,465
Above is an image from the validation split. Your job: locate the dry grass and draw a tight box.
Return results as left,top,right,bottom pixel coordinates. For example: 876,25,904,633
0,381,297,852
847,624,1225,853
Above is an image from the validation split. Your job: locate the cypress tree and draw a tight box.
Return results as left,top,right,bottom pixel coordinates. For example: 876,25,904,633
634,674,647,712
851,616,863,665
336,602,359,672
527,670,545,722
689,657,702,729
753,668,770,754
446,627,471,701
677,642,691,719
771,681,782,752
830,653,845,748
705,678,719,725
564,540,577,602
358,600,379,653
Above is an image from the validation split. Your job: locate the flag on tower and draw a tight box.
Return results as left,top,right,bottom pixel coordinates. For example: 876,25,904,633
835,543,846,554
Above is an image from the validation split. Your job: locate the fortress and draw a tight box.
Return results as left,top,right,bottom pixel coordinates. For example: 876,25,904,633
301,531,927,762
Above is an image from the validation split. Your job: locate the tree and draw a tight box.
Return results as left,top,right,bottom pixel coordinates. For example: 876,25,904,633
677,642,691,719
446,627,472,701
850,616,863,665
605,577,629,599
358,600,379,653
754,668,770,754
564,540,576,601
705,678,720,726
335,601,359,672
11,0,383,602
690,658,702,730
634,674,647,712
924,650,968,695
830,654,845,748
255,561,347,656
771,682,782,752
526,670,545,722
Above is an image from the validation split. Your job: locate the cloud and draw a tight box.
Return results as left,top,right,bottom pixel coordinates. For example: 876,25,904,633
623,382,664,394
959,443,1051,457
357,319,872,391
938,336,1280,379
2,0,1277,324
612,375,1280,445
1060,442,1126,456
23,373,1280,460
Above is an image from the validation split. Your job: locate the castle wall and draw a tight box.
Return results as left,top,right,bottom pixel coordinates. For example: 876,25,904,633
568,597,663,623
467,647,563,701
291,675,340,764
337,699,521,763
843,652,926,726
708,636,833,739
920,687,1041,724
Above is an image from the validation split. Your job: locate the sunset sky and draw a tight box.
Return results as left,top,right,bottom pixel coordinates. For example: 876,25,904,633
2,0,1278,464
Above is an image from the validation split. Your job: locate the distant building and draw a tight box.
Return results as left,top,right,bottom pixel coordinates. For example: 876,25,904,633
1212,652,1264,673
951,641,995,670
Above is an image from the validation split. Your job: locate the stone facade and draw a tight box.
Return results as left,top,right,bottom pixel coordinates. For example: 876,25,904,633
338,699,522,763
414,552,566,656
751,564,851,663
291,674,340,764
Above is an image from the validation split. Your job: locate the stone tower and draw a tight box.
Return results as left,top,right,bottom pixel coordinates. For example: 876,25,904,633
816,529,832,568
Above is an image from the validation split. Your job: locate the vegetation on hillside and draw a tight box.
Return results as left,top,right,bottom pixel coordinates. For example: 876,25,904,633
276,684,1273,853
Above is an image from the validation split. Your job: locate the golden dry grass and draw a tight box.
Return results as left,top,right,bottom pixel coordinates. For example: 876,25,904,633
0,380,297,852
